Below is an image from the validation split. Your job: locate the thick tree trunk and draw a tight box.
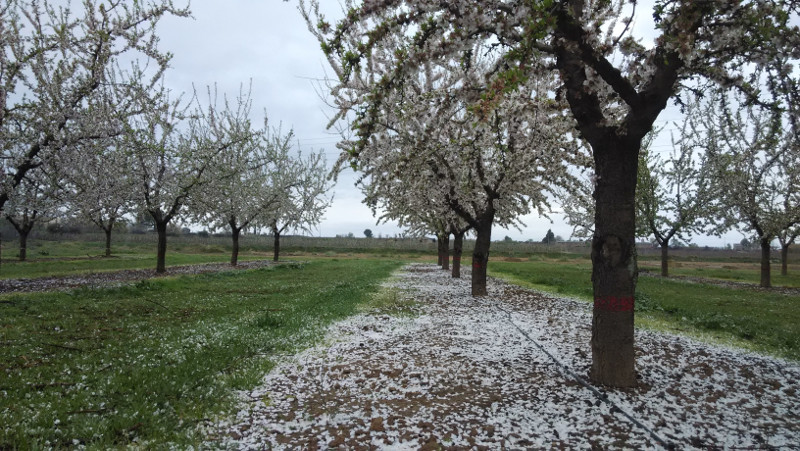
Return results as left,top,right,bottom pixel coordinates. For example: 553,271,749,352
781,244,789,276
471,216,494,296
442,233,450,271
104,227,113,258
452,231,464,278
156,221,168,274
273,230,281,262
18,230,28,262
660,241,669,277
760,238,772,288
231,227,241,266
590,137,639,388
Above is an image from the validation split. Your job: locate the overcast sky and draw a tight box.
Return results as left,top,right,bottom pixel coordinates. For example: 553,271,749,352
155,1,741,246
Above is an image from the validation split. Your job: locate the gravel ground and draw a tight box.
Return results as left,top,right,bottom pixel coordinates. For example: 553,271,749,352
0,260,276,294
206,264,800,450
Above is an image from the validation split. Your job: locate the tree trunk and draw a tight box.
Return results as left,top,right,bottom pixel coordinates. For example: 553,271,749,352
471,215,494,296
104,227,113,258
273,230,281,262
452,231,464,278
781,243,789,276
231,227,241,266
590,137,639,388
760,238,772,288
442,233,450,270
155,221,168,274
437,234,444,266
18,230,28,262
660,240,669,277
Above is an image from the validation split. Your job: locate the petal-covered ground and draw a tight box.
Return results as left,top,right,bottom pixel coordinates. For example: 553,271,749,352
207,264,800,449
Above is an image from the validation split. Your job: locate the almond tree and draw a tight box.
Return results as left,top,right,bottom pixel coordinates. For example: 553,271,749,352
303,16,584,295
636,120,714,277
262,148,332,262
704,88,800,288
3,167,62,261
303,0,800,386
778,226,800,276
61,134,136,257
194,118,307,266
0,0,189,212
127,86,255,273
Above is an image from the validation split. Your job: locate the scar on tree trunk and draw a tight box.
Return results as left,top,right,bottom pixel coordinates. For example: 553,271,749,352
590,139,639,388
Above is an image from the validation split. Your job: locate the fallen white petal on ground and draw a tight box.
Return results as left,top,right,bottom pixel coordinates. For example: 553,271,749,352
206,264,800,450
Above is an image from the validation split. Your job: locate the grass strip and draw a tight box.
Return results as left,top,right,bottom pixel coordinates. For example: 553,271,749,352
0,259,403,449
490,260,800,361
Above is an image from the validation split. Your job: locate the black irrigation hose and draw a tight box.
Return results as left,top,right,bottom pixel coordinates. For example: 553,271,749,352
486,299,676,450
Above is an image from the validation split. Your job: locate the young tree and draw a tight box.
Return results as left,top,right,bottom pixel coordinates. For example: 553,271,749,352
636,119,714,277
62,136,135,257
127,86,254,273
704,89,800,288
302,0,799,386
778,226,799,276
0,0,189,213
262,149,332,262
3,168,62,261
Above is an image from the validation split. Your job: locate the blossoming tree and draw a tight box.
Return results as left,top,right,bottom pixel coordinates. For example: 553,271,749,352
301,0,800,386
0,0,189,212
127,86,255,273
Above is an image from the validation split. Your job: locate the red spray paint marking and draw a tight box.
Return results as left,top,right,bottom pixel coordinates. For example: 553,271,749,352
593,296,635,312
472,261,483,269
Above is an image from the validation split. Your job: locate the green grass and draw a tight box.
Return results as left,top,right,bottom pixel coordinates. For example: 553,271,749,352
637,261,800,287
490,260,800,361
0,259,403,449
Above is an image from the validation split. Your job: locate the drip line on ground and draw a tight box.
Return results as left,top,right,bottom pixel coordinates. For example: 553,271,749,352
480,297,676,450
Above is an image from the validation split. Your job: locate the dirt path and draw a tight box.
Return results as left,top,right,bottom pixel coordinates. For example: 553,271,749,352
0,260,276,294
206,264,800,449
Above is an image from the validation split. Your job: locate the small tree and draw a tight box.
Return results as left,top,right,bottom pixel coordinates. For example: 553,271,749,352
0,0,189,212
542,229,556,245
262,149,332,262
4,171,61,261
636,118,715,277
704,87,800,288
128,86,254,273
363,229,373,238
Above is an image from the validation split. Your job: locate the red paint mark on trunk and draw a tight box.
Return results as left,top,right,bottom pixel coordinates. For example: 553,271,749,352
594,296,634,312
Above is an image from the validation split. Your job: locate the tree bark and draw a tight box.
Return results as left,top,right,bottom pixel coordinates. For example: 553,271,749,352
589,136,639,388
437,234,444,266
660,240,669,277
231,227,241,266
452,231,464,278
781,243,790,276
18,229,28,262
471,215,494,296
273,230,281,262
155,221,168,274
441,233,450,271
760,238,772,288
104,226,113,258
